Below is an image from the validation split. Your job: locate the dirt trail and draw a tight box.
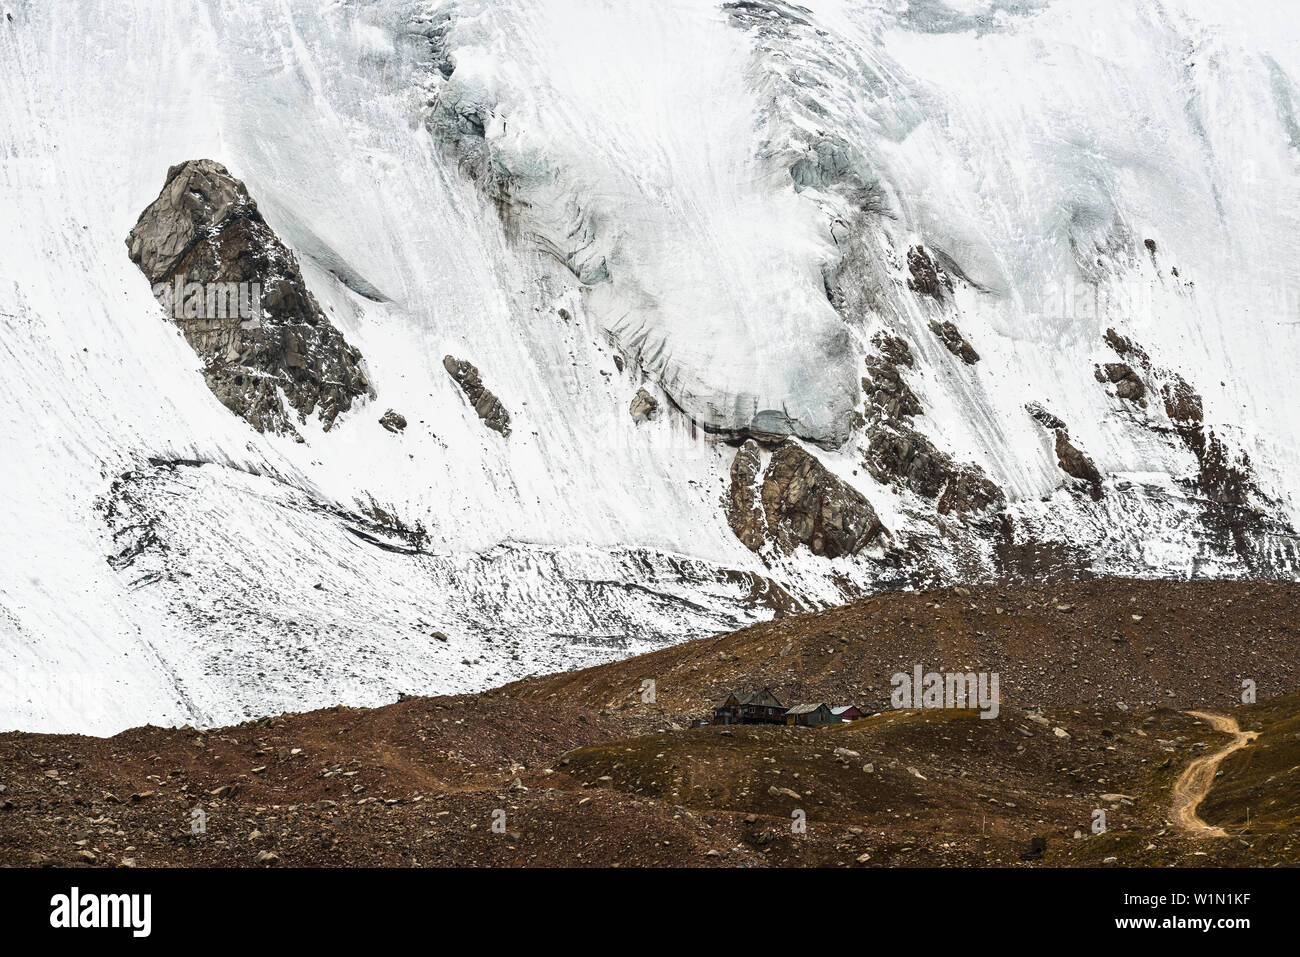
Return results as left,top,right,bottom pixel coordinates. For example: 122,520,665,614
1170,711,1258,837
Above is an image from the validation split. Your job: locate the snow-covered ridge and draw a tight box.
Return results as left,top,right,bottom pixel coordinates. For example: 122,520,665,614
1,0,1298,733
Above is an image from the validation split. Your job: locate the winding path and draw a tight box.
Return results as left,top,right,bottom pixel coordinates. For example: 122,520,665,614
1170,711,1257,837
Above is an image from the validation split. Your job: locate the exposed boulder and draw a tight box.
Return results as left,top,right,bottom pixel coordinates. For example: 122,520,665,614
726,440,766,551
928,319,980,364
906,245,952,301
379,410,407,433
126,159,370,438
443,356,511,436
629,388,659,421
1054,430,1104,500
1099,362,1147,405
1025,401,1066,432
1025,403,1103,500
760,441,885,558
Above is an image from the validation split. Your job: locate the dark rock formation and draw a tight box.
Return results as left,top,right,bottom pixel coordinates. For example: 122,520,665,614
726,440,766,551
726,441,885,557
1160,374,1253,506
1054,429,1103,498
443,356,511,436
761,442,885,558
1100,330,1256,508
126,160,370,438
928,319,980,364
906,245,952,301
1161,373,1203,430
863,333,923,421
860,331,1002,516
1098,362,1147,404
1025,401,1066,432
864,424,1003,515
1103,327,1150,367
379,410,407,433
1025,403,1103,500
629,388,658,421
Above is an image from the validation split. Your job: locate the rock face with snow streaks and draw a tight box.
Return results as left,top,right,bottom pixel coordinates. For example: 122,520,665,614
443,356,511,436
126,160,370,438
728,440,885,559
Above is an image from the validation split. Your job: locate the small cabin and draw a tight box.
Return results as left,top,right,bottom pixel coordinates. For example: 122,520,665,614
831,705,864,723
711,687,787,725
738,687,787,725
711,693,743,725
785,703,835,727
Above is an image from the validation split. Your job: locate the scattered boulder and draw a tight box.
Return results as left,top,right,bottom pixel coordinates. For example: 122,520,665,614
443,356,511,436
379,410,407,433
126,160,370,438
629,388,658,421
1021,836,1047,861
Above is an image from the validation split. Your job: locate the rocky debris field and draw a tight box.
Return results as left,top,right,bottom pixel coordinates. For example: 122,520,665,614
513,578,1300,726
1,579,1297,868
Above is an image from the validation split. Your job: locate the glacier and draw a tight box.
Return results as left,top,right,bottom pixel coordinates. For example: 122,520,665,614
1,0,1298,733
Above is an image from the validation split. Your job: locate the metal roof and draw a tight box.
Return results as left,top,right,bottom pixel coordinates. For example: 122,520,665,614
784,703,829,715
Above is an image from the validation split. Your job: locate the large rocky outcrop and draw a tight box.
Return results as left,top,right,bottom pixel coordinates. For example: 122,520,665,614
443,356,511,436
126,160,370,438
864,424,1004,515
762,442,885,558
861,332,1003,516
726,440,766,551
1054,429,1103,495
906,244,952,301
727,440,885,558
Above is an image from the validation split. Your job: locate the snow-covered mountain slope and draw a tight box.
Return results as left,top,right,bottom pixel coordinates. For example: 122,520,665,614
1,0,1298,733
